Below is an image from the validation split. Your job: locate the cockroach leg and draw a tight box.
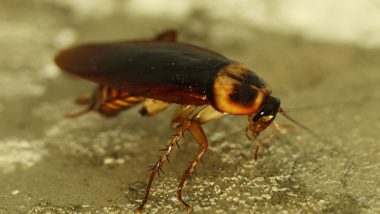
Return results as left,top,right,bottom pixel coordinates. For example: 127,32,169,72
260,121,283,145
135,121,191,214
66,105,94,118
139,99,170,116
176,105,224,212
74,91,94,106
245,127,253,141
273,121,281,132
171,105,198,129
136,105,224,213
253,139,262,161
177,120,208,213
261,132,278,145
252,122,284,160
66,88,98,118
192,105,225,124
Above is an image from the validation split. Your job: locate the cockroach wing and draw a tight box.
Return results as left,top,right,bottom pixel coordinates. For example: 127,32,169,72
55,42,231,105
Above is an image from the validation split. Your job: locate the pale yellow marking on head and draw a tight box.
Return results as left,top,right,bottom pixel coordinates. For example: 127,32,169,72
211,63,271,115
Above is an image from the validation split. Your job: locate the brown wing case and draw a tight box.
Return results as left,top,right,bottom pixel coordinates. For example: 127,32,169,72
55,42,231,105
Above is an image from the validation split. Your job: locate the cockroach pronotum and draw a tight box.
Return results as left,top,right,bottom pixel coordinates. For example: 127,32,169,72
54,30,318,213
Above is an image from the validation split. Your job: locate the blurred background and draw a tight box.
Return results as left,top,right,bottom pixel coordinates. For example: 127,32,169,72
1,0,380,213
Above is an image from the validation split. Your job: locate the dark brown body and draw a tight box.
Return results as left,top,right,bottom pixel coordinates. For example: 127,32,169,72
54,31,282,213
55,42,232,105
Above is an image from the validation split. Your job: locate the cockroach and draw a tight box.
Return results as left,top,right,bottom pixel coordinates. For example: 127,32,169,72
54,30,315,213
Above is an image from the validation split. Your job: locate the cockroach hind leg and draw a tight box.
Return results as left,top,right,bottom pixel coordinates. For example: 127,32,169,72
74,91,93,105
66,106,93,118
66,95,97,118
66,87,98,118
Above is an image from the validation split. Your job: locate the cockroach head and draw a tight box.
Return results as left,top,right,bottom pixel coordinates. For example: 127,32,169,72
249,96,281,135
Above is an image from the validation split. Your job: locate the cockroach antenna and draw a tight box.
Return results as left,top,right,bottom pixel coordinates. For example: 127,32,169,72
279,108,328,143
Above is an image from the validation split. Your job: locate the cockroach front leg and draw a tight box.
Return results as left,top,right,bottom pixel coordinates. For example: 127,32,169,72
246,121,282,160
245,125,265,160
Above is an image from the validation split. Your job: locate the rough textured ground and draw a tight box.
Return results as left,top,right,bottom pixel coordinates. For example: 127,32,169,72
0,1,380,214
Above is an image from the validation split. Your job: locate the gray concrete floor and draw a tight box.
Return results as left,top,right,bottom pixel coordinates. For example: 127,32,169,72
1,1,380,213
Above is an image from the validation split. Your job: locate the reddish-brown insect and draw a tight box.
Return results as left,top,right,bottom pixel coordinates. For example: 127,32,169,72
55,30,302,213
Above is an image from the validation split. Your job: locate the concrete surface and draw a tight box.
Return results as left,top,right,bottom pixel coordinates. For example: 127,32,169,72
0,1,380,213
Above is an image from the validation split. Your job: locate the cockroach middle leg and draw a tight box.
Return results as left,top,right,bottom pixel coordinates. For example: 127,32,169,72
135,122,190,214
136,105,199,213
176,105,224,212
176,120,207,213
136,105,224,213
